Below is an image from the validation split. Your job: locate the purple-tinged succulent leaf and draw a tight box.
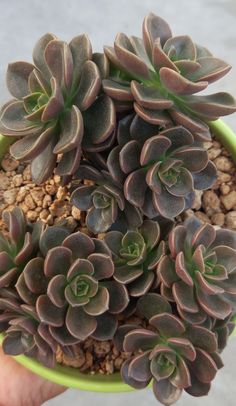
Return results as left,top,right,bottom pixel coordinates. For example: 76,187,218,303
128,351,152,382
36,295,65,327
74,61,101,111
138,293,172,319
63,231,95,259
66,306,97,340
153,379,182,406
124,329,159,352
121,359,151,389
91,312,118,341
7,62,34,99
142,12,172,54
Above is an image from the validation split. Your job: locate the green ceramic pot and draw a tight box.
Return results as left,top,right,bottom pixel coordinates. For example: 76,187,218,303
0,119,236,392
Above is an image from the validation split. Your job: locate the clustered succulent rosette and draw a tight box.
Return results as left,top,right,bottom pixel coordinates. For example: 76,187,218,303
108,115,217,218
158,217,236,324
24,227,129,343
0,11,236,406
115,293,224,405
103,13,236,137
71,163,142,233
1,300,57,368
0,33,115,183
104,220,165,296
0,207,44,289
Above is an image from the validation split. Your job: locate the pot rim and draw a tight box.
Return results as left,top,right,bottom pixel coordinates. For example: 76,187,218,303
0,118,236,392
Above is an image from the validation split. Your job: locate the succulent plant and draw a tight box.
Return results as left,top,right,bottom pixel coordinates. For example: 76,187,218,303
211,315,236,352
16,226,129,344
71,163,143,234
0,294,57,367
0,14,235,406
0,34,115,184
115,293,223,406
104,220,165,296
103,13,236,137
108,116,216,218
158,217,236,324
0,207,44,289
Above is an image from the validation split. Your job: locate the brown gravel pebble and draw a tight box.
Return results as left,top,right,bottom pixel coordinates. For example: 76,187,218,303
30,188,45,206
57,347,86,368
3,189,18,205
214,156,234,172
71,206,81,220
93,341,111,358
211,212,225,226
194,211,212,224
225,211,236,229
0,173,10,189
202,190,221,215
12,174,23,187
221,191,236,211
1,154,19,171
24,194,36,210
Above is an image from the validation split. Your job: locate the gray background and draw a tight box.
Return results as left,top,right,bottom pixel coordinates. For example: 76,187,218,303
0,0,236,405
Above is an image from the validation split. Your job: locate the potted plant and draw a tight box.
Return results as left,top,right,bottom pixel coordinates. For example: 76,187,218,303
0,12,236,405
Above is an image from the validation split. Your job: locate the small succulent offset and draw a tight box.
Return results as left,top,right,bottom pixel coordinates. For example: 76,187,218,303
116,293,223,406
71,163,142,233
108,116,216,218
104,220,165,296
103,13,236,136
0,33,115,183
2,303,57,368
16,225,129,344
158,217,236,324
0,207,44,289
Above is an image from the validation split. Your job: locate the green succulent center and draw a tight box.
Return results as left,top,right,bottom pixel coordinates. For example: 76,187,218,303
120,242,143,261
157,353,173,368
184,247,222,284
25,92,50,114
127,242,141,257
70,276,90,297
162,167,180,184
93,193,112,209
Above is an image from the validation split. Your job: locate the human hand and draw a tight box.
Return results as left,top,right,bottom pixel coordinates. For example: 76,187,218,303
0,347,66,406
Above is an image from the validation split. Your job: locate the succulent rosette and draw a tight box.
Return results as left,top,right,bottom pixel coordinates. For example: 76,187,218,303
0,208,44,290
0,299,58,368
108,117,216,218
211,315,236,352
16,226,129,344
104,220,165,296
103,13,236,138
115,293,222,406
71,163,142,234
158,217,236,324
0,33,115,183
